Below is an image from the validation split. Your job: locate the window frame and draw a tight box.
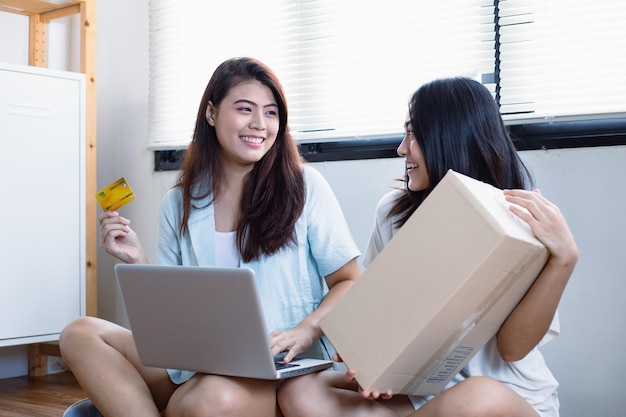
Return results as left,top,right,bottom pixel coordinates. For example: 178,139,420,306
297,117,626,163
155,119,626,170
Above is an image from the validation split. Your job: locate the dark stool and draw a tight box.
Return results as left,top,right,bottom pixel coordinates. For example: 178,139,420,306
63,398,103,417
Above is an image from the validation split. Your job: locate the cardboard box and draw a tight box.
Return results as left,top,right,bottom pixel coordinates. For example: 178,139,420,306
320,170,549,396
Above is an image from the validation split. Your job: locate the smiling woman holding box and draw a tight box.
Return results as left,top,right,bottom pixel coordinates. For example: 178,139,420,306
278,77,579,417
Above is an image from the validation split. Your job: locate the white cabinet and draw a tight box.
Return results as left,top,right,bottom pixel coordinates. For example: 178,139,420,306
0,62,85,346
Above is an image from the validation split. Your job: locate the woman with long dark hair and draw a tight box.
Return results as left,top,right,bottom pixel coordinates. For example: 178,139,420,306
279,77,578,417
60,57,360,417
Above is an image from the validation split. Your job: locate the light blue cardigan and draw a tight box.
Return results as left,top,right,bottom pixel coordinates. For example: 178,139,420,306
156,165,360,383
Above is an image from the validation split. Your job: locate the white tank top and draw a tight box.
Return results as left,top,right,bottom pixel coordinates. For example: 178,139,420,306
214,231,239,268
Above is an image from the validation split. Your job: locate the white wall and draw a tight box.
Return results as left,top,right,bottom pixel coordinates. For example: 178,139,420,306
1,2,624,416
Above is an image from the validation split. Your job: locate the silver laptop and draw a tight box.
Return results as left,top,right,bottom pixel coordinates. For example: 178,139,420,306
115,264,333,380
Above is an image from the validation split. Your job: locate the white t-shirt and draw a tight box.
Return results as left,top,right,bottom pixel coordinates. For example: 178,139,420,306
365,189,560,417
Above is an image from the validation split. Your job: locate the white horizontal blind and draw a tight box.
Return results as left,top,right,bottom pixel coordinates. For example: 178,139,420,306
148,0,494,149
291,0,495,143
148,0,296,150
498,0,626,123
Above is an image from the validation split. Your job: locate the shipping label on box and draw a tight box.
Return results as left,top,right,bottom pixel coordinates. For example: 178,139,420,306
320,170,549,396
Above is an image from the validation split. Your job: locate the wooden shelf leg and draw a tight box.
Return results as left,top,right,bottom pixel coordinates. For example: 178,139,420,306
28,343,62,377
28,13,46,67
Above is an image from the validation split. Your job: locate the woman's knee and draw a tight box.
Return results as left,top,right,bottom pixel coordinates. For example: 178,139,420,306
59,316,129,365
278,371,344,415
172,390,263,417
167,376,277,417
59,316,101,355
277,373,315,411
432,376,527,416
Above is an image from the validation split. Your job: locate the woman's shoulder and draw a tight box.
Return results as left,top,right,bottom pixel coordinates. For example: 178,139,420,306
161,185,183,205
376,188,404,214
159,186,183,217
164,185,183,198
162,183,212,205
302,163,324,182
302,164,333,194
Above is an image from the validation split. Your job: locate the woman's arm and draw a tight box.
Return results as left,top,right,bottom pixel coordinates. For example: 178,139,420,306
496,189,579,361
270,258,360,362
269,166,361,361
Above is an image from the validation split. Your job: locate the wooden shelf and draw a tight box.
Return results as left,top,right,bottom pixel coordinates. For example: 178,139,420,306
0,0,80,14
0,0,97,376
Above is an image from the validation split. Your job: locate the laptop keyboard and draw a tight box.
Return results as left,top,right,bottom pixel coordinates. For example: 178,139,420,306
274,361,299,370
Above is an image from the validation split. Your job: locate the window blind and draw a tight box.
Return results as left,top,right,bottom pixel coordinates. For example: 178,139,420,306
497,0,626,124
148,0,494,150
148,0,297,150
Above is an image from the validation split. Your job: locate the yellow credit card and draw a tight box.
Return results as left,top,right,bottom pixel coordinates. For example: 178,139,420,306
95,177,136,211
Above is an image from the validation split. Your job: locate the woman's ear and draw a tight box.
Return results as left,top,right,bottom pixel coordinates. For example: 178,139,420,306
206,101,216,126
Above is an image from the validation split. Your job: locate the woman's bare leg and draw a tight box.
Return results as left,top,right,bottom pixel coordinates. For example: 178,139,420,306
279,372,542,417
165,373,280,417
60,316,177,416
278,371,414,417
410,376,541,417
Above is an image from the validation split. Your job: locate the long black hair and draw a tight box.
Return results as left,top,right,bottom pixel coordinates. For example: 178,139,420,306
390,77,533,226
